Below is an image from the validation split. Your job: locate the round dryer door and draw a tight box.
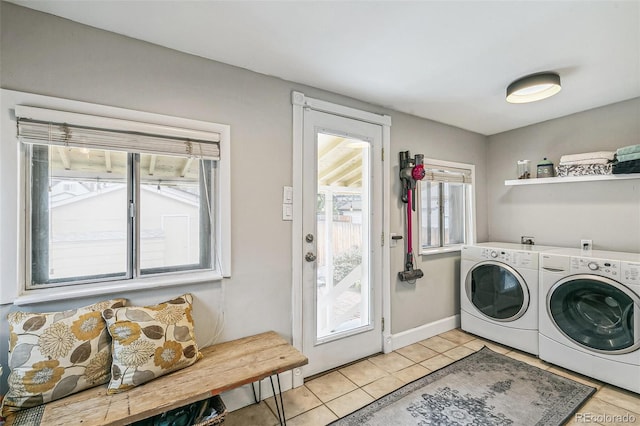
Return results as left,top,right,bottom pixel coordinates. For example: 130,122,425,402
548,275,640,354
465,261,529,322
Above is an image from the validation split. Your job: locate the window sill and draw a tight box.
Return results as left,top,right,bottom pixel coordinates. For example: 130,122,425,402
14,270,223,306
419,245,463,256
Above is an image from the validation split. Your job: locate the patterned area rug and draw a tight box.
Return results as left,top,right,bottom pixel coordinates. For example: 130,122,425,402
331,347,596,426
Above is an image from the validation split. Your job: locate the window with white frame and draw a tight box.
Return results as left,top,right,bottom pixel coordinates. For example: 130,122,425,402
18,105,228,289
418,159,474,254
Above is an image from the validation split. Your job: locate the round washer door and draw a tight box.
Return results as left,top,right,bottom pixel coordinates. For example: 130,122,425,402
548,274,640,354
465,261,529,322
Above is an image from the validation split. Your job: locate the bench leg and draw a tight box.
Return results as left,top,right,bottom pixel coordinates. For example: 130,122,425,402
252,381,262,404
269,374,287,426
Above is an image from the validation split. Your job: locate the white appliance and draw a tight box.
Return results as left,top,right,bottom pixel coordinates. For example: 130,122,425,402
461,242,559,355
539,248,640,393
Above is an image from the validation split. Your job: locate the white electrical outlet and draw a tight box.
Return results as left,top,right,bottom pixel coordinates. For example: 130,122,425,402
581,239,592,251
521,236,535,245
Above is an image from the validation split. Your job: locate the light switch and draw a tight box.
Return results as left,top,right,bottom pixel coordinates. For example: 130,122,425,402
283,186,293,204
282,204,293,221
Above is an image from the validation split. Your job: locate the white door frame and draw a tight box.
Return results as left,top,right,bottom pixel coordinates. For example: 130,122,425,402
291,91,392,387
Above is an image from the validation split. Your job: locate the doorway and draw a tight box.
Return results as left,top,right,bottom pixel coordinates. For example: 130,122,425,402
299,107,384,378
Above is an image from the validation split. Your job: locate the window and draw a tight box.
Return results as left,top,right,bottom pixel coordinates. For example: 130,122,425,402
18,105,228,290
418,159,474,254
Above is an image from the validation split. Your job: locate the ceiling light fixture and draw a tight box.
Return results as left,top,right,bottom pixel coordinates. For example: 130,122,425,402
506,72,561,104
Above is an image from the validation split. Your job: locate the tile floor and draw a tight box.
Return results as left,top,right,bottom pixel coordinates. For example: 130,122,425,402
225,329,640,426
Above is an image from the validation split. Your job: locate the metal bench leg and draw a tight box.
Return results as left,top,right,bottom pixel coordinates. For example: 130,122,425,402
270,374,287,426
252,381,262,404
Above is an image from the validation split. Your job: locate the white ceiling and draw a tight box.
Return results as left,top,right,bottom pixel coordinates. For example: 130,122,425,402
9,0,640,135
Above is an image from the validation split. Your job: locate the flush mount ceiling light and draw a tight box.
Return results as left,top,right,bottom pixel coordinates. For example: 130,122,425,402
506,72,561,104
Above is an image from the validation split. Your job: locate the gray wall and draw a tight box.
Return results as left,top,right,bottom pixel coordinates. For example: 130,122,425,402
389,114,487,333
487,98,640,252
0,2,488,394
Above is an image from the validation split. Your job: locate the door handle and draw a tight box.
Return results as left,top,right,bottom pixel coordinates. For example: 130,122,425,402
305,252,317,262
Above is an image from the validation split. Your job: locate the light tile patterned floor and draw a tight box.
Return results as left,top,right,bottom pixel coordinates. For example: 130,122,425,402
224,329,640,426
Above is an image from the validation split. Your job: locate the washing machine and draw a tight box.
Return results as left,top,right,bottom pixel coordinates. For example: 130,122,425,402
539,248,640,393
461,242,559,355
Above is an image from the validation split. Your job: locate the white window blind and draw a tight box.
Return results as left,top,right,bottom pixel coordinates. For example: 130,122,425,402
423,163,472,184
15,105,220,160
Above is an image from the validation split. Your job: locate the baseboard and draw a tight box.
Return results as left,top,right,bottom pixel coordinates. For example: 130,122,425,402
389,314,460,351
221,370,293,412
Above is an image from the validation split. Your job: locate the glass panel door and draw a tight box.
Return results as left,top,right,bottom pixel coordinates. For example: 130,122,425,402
302,108,382,378
316,134,370,342
549,276,639,353
466,262,527,321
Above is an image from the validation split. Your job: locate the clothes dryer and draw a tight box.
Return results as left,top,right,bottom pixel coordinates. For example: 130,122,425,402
461,242,559,355
539,248,640,393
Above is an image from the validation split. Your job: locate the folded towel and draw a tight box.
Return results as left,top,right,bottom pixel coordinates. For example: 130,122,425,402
612,158,640,175
616,152,640,163
613,165,640,175
559,158,611,166
556,163,613,177
559,151,616,163
617,144,640,156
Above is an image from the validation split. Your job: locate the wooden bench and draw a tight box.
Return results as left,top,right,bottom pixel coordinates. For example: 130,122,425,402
5,331,308,426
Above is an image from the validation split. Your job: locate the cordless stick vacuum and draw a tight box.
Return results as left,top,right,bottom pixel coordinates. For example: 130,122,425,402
398,151,426,282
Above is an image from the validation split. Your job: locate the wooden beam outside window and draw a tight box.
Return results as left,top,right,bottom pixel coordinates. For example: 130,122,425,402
149,154,157,175
56,146,70,170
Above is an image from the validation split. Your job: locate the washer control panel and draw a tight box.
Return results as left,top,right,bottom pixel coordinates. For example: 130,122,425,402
621,262,640,286
479,248,536,268
570,257,620,279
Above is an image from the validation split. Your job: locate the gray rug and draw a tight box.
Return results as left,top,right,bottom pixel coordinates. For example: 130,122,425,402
331,347,596,426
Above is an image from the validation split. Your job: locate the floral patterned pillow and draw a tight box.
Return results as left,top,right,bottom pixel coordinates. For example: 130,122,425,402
1,299,126,416
103,294,202,394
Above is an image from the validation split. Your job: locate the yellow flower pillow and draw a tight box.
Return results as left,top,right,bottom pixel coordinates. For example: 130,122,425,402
103,293,202,394
2,299,126,416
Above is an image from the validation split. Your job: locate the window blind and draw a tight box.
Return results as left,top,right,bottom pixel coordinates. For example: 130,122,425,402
423,164,472,184
15,106,220,160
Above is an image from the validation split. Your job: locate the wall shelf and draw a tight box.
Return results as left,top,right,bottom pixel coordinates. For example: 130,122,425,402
505,174,640,186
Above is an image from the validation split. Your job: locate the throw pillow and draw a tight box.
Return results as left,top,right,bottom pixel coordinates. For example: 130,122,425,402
1,299,126,416
103,293,202,394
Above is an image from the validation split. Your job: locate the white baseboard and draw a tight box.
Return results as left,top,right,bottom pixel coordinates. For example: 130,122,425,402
389,315,460,351
221,370,293,412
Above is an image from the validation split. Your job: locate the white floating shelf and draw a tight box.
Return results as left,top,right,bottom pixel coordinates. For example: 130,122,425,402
505,174,640,186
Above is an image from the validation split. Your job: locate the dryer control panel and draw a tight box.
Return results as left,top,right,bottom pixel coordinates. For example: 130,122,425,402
479,248,536,268
570,257,620,279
